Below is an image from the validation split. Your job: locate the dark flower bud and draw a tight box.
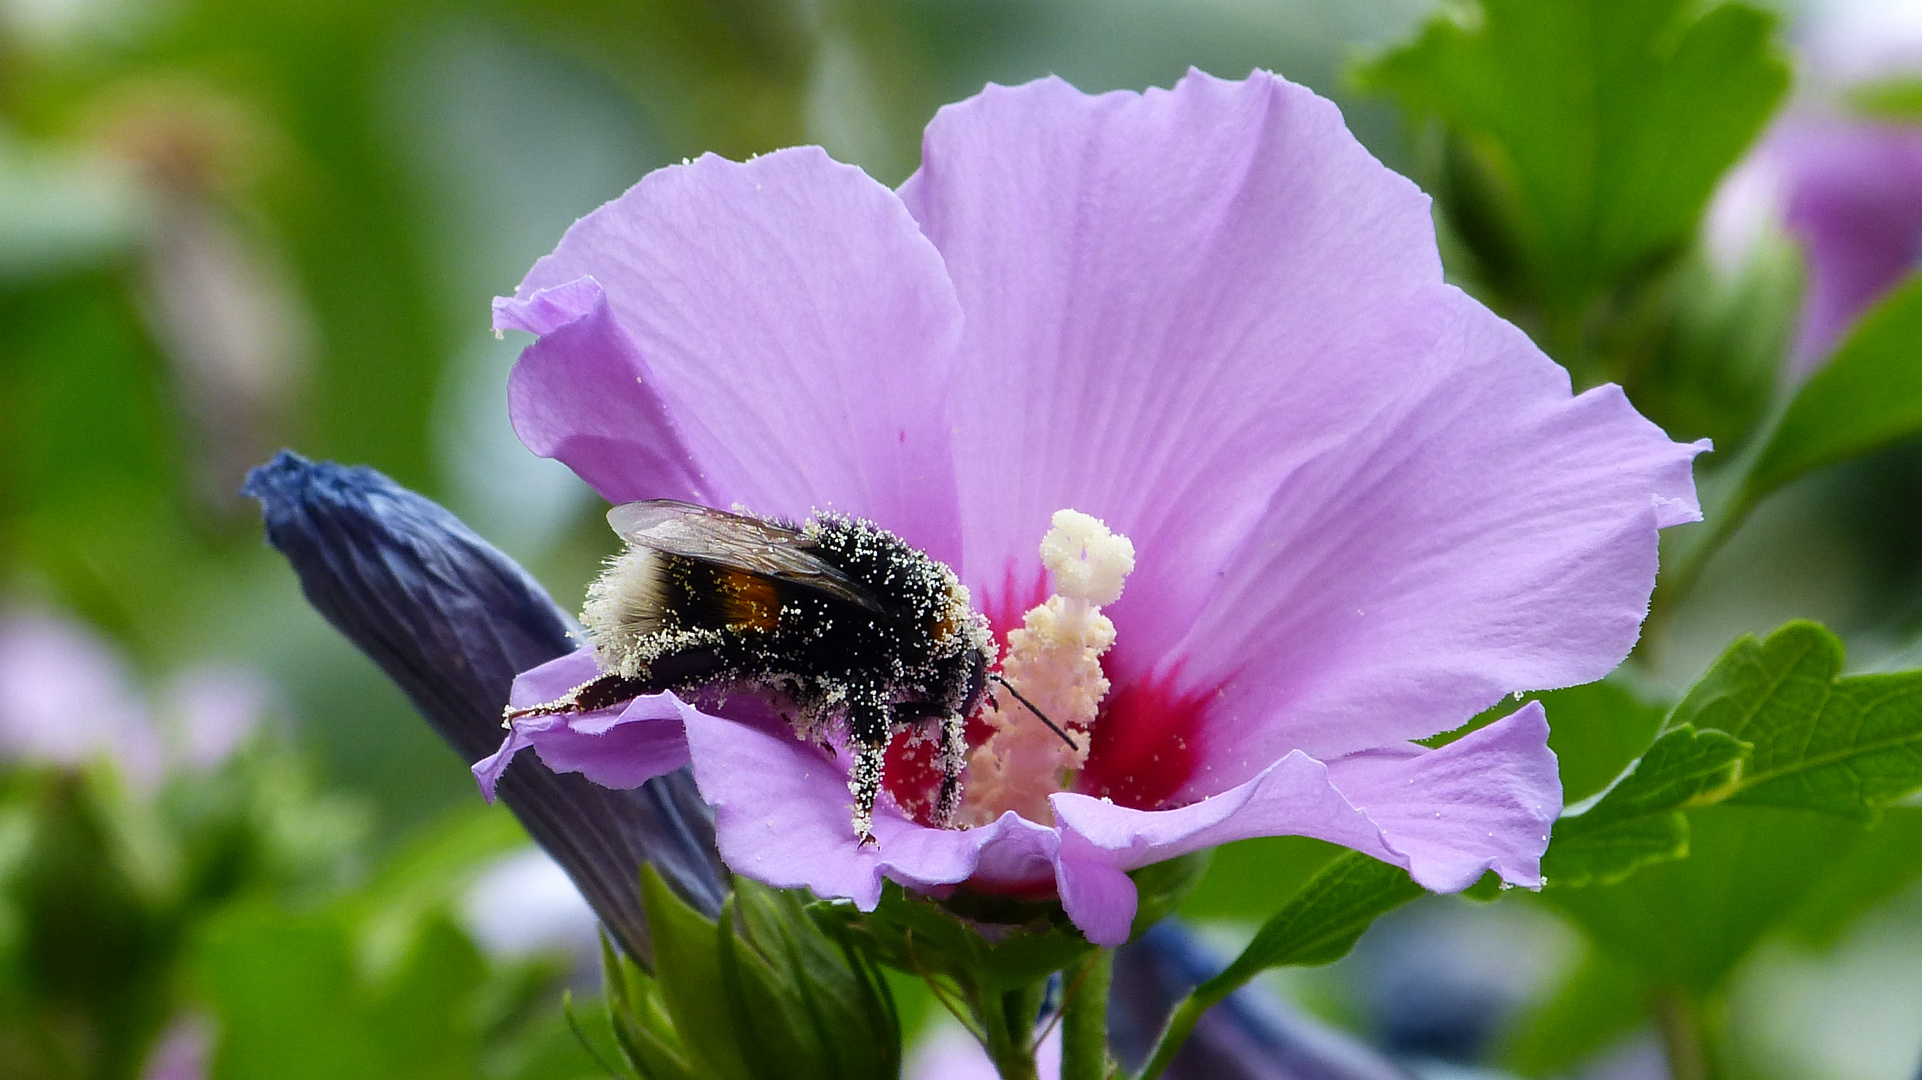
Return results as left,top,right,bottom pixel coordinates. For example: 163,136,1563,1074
242,450,727,966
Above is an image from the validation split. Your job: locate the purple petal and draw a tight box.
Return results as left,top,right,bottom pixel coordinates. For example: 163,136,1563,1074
1052,755,1396,945
682,708,1061,907
1051,704,1556,945
1320,703,1559,890
507,647,601,709
505,148,965,561
497,278,713,507
1160,292,1702,788
901,70,1445,651
474,649,696,799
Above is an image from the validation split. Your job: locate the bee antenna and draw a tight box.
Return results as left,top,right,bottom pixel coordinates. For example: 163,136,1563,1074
987,672,1078,751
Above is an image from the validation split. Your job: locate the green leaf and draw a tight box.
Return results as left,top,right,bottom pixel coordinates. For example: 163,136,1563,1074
1544,726,1746,887
1849,77,1922,120
1134,852,1422,1080
1741,274,1922,503
1500,948,1652,1076
196,906,492,1080
1359,0,1788,309
1675,620,1922,819
1545,804,1862,996
1206,851,1424,987
1782,806,1922,948
1537,679,1671,803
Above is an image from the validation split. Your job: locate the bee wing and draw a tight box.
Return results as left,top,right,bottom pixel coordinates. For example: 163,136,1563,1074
606,500,885,613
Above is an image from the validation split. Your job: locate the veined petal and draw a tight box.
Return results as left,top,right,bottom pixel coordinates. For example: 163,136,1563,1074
1050,704,1556,944
1321,703,1559,891
1163,292,1703,789
1051,754,1395,945
505,147,965,560
475,649,697,799
497,278,713,507
682,709,1061,908
902,69,1444,654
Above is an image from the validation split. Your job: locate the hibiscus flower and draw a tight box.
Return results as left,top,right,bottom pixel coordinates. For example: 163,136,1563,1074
474,70,1704,946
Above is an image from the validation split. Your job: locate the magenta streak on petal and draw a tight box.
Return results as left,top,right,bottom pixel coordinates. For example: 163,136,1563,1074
506,147,966,564
1077,663,1211,811
498,279,714,507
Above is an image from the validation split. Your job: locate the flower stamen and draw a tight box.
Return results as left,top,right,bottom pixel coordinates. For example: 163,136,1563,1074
959,509,1134,826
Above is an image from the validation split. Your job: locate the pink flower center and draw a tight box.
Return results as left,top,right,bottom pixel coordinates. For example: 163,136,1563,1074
1077,665,1209,810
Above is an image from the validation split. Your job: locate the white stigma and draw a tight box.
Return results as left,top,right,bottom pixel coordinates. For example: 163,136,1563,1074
959,510,1135,827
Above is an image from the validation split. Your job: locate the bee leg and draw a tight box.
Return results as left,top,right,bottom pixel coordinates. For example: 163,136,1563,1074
846,699,892,847
932,710,966,829
503,673,653,723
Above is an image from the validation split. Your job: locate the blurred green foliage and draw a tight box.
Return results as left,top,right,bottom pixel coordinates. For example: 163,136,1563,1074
1359,0,1789,388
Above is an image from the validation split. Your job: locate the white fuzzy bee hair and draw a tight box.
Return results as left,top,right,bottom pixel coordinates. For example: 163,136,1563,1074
581,545,671,679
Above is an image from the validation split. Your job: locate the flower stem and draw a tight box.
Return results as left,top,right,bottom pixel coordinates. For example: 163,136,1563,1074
1134,991,1210,1080
1654,991,1721,1080
1060,949,1114,1080
981,981,1047,1080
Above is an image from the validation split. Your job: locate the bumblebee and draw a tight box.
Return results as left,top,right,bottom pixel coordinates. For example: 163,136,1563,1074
511,500,998,843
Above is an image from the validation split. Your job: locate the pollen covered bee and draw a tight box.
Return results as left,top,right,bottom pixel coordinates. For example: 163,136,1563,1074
510,500,998,843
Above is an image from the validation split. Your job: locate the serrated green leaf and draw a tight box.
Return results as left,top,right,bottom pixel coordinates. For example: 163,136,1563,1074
1740,274,1922,503
1538,679,1671,803
1544,726,1747,887
1672,621,1922,819
1359,0,1787,310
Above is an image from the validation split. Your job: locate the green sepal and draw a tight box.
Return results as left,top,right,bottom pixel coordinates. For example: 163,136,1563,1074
599,931,696,1080
609,869,901,1080
821,882,1096,992
638,866,755,1078
721,881,900,1080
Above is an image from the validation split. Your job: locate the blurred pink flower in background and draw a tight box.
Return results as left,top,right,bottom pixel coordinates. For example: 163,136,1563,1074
1713,116,1922,377
0,608,269,783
